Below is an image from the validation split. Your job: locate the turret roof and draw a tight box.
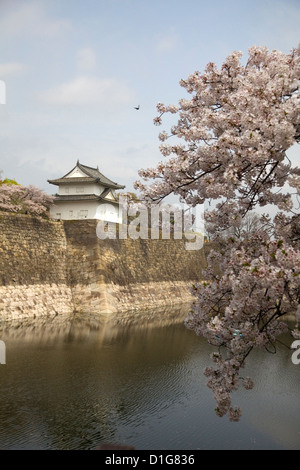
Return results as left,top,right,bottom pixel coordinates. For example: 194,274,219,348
48,161,125,190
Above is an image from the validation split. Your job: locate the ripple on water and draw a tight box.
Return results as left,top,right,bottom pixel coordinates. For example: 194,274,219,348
0,319,299,449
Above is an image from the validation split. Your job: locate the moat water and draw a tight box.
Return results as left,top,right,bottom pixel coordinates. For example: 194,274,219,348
0,307,299,450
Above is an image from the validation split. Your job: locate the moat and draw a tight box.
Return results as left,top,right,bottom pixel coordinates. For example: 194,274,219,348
0,307,299,450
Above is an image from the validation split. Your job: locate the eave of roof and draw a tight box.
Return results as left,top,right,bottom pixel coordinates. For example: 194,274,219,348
53,194,101,201
48,177,95,185
53,194,120,205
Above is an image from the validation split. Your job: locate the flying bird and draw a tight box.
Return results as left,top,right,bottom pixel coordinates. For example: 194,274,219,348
134,105,140,110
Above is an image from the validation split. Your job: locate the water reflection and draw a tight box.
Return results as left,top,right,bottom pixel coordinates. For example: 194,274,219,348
0,307,299,450
0,304,191,343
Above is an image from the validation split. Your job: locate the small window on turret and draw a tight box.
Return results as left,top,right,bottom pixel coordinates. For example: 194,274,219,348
78,210,88,218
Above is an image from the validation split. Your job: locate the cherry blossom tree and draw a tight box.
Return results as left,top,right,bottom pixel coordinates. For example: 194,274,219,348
0,181,54,217
135,45,300,421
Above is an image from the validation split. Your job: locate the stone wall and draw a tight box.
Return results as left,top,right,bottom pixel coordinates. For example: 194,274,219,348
0,213,209,324
63,220,208,323
0,212,73,320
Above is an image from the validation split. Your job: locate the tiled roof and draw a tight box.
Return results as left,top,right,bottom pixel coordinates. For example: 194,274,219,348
48,161,125,190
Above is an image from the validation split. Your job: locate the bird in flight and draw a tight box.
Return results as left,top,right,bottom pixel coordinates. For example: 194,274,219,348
134,105,140,110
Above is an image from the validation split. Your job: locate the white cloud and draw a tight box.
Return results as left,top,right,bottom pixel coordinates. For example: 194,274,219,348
38,76,135,107
155,33,178,53
76,48,97,72
0,62,26,77
0,1,72,38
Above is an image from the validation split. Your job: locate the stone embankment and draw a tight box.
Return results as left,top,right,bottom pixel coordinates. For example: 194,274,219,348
0,213,209,325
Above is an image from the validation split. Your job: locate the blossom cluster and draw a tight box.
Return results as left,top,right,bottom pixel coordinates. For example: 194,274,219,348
0,183,54,216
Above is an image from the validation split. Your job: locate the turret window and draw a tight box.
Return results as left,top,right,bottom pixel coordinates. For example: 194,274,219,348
78,210,88,218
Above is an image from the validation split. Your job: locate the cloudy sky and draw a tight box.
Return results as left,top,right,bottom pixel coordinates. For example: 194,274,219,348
0,0,299,195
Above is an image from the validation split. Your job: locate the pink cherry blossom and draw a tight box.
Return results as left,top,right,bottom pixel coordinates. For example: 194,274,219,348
0,182,54,216
135,44,300,420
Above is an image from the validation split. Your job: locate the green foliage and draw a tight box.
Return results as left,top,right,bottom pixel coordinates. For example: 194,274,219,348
0,178,19,185
0,169,19,186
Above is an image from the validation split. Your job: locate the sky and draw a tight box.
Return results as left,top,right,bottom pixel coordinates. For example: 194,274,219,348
0,0,299,196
